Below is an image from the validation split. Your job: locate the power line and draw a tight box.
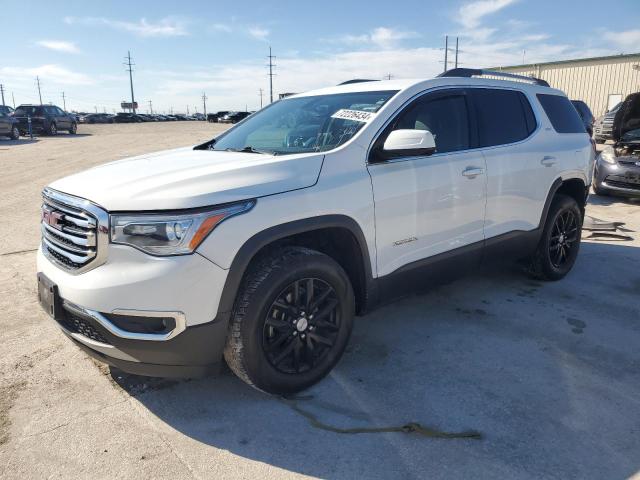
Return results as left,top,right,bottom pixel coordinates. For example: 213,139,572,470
124,51,136,114
267,46,276,104
36,76,43,104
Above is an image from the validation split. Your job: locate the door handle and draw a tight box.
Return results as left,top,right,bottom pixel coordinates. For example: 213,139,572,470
462,167,484,178
541,156,557,167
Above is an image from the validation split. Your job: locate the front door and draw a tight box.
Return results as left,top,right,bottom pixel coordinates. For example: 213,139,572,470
367,89,487,277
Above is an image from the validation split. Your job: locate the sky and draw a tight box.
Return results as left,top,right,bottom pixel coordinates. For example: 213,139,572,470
2,0,639,114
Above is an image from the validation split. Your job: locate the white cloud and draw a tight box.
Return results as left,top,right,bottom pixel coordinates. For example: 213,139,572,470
0,64,93,86
337,27,420,49
458,0,516,29
210,23,232,33
36,40,80,54
602,29,640,50
248,26,269,40
64,16,188,37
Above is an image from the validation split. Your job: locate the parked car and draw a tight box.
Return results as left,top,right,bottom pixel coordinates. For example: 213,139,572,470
37,69,592,394
0,106,20,140
219,111,251,124
13,104,77,135
593,92,640,197
81,113,114,124
571,100,594,136
207,111,229,123
114,112,142,123
593,102,622,143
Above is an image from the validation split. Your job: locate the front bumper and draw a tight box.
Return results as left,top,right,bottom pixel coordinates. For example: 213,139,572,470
594,156,640,197
37,244,231,376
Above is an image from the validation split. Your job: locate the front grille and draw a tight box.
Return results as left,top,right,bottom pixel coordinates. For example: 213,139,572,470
58,310,110,344
41,192,100,272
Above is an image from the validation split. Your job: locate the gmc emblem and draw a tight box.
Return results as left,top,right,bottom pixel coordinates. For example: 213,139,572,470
42,208,64,230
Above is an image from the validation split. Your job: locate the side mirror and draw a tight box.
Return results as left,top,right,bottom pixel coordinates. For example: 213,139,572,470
382,129,436,157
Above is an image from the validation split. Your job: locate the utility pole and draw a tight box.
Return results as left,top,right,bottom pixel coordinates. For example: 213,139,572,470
124,51,136,114
61,91,66,111
259,88,264,109
36,76,43,104
443,36,448,72
267,46,276,104
385,73,393,80
94,106,98,113
0,84,5,106
148,100,153,114
186,105,189,115
12,92,16,108
201,92,207,117
454,37,459,68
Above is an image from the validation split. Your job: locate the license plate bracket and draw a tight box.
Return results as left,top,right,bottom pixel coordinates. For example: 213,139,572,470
37,273,62,320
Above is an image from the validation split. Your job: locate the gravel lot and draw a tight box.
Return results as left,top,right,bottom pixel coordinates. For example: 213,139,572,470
1,123,639,479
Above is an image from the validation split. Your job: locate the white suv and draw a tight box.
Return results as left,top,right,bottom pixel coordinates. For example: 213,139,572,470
37,69,593,394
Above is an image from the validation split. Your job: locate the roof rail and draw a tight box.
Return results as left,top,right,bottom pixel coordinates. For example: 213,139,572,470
338,79,379,85
438,68,550,87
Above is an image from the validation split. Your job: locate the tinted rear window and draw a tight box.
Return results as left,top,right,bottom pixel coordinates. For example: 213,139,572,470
472,89,536,147
537,94,585,133
15,106,42,116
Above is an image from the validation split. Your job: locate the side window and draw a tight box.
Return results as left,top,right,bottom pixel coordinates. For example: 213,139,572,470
472,89,536,147
391,93,470,154
45,106,56,115
536,94,585,133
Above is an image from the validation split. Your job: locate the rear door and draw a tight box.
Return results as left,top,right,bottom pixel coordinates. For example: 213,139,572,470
367,88,487,277
470,87,548,238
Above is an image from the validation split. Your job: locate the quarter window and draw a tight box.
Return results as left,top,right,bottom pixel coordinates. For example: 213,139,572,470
391,94,470,154
537,94,585,133
472,89,536,147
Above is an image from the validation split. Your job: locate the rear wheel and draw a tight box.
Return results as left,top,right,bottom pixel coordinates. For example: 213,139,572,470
224,247,355,394
10,126,19,140
48,122,57,136
69,122,77,134
528,194,582,281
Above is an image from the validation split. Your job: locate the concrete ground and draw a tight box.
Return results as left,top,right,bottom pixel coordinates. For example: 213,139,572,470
1,123,639,479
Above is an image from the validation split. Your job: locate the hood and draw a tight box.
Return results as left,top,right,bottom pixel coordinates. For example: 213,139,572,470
49,147,324,211
613,92,640,142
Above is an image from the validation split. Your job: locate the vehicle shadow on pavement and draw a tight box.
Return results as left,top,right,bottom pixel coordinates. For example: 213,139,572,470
0,138,40,146
111,241,640,479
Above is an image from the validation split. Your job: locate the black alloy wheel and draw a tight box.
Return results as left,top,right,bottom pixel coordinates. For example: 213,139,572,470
548,210,579,268
263,278,340,374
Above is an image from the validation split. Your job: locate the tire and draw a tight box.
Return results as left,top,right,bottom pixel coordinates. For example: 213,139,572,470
48,122,57,136
527,194,582,281
69,122,77,134
224,247,355,394
10,126,19,140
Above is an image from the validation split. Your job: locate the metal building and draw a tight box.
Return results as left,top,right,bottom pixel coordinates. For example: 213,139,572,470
493,53,640,116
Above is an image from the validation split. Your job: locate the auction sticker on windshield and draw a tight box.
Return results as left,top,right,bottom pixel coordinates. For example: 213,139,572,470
331,109,376,122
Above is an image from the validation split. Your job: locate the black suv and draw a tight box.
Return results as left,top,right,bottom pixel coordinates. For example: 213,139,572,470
0,105,20,140
571,100,595,137
14,105,77,135
114,112,143,123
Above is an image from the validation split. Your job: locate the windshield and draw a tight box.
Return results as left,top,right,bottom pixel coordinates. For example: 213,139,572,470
211,90,397,155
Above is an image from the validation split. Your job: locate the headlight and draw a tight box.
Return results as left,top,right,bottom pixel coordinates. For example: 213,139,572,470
110,200,254,255
599,146,617,164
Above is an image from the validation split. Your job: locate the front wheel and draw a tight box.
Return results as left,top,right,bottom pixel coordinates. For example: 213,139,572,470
48,122,57,135
224,247,355,394
527,194,582,281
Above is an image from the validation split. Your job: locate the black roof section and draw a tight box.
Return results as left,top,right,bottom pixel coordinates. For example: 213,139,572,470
438,68,550,87
338,79,380,85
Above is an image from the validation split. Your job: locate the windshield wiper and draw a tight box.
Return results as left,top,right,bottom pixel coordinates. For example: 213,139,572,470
224,146,274,155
